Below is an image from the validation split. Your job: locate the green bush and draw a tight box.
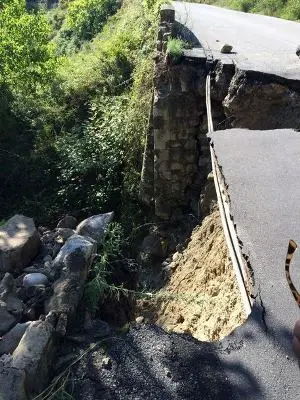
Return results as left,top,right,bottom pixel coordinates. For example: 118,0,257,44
84,222,124,313
66,0,119,42
0,0,160,225
167,38,186,62
55,94,129,216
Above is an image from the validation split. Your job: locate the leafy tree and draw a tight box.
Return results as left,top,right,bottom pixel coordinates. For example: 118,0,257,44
0,0,56,93
0,0,58,222
66,0,119,42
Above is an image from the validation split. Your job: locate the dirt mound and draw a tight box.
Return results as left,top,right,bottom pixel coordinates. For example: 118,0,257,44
137,209,246,341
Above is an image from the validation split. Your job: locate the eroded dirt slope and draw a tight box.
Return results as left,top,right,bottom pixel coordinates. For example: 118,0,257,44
138,209,246,341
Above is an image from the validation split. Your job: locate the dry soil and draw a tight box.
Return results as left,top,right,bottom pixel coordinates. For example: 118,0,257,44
137,209,246,341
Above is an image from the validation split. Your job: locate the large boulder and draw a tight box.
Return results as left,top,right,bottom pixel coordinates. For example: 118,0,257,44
76,212,114,245
45,234,97,332
0,355,28,400
52,234,96,280
0,322,31,356
12,320,54,396
0,215,40,275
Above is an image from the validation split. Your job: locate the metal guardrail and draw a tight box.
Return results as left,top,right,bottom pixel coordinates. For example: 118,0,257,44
206,74,252,316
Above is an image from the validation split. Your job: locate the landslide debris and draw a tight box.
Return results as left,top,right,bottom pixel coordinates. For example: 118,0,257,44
136,209,246,341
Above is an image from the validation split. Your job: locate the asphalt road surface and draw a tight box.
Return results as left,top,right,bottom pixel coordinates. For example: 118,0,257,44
210,129,300,399
173,1,300,80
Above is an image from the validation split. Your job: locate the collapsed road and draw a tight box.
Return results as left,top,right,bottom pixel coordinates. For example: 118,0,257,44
210,129,300,400
173,1,300,80
173,2,300,399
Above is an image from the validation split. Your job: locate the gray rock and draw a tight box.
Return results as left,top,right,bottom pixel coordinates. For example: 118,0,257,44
45,234,97,330
23,273,49,288
135,316,144,324
0,215,40,274
57,215,78,230
45,274,84,316
52,234,96,280
55,228,76,242
0,354,28,400
0,273,15,301
220,43,233,54
0,322,31,356
0,303,16,335
76,212,114,245
12,320,54,396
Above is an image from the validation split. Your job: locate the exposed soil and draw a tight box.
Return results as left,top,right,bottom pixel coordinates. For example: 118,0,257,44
136,209,246,341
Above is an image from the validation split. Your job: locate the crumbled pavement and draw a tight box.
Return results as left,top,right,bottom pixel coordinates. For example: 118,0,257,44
68,324,238,400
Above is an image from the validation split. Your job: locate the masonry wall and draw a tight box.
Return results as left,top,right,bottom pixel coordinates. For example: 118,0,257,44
140,6,224,219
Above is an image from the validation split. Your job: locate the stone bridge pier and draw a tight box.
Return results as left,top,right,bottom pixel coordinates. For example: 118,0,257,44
140,6,222,219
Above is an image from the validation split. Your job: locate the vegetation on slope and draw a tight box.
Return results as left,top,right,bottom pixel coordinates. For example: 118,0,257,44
0,0,162,226
187,0,300,20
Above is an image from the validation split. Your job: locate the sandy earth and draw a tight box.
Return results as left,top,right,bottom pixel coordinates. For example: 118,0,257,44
137,209,246,341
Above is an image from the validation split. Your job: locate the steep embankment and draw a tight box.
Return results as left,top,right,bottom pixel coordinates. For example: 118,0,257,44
137,209,246,341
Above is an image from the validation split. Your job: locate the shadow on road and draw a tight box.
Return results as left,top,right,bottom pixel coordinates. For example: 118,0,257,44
174,22,201,49
68,323,263,399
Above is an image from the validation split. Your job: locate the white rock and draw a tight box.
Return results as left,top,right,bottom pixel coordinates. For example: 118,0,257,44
0,215,40,274
23,273,49,288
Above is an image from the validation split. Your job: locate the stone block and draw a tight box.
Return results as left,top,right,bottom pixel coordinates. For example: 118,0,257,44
76,212,114,246
12,321,54,396
198,156,211,167
161,169,172,180
176,130,190,140
154,150,170,162
170,140,182,149
170,162,183,171
154,130,167,151
153,116,164,129
170,147,185,161
184,140,197,150
160,5,175,23
0,215,40,274
185,153,196,163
